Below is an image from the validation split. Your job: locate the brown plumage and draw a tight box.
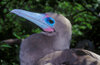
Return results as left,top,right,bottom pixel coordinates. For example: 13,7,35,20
19,13,72,65
38,49,100,65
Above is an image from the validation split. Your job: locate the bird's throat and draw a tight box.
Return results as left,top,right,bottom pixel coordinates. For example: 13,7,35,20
52,33,71,50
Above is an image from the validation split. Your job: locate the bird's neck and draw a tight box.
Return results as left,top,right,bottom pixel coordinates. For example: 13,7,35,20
53,34,71,50
41,31,71,51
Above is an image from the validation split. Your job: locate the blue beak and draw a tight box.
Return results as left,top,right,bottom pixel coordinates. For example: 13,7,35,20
11,9,55,32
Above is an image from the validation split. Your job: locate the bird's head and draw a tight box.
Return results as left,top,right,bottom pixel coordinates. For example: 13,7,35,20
11,9,72,37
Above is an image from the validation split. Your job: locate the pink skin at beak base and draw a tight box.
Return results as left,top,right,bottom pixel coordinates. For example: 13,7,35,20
43,28,54,32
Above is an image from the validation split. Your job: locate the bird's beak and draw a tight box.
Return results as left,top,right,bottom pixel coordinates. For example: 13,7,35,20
11,9,54,32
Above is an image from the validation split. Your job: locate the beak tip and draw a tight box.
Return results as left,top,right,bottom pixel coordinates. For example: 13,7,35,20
10,9,16,13
10,9,20,13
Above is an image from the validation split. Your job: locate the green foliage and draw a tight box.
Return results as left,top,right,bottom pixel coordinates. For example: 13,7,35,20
0,0,100,65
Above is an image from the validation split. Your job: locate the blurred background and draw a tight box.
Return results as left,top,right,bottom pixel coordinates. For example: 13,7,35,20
0,0,100,65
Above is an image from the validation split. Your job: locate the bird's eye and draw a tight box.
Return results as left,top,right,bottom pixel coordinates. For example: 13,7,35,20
45,17,55,27
49,19,54,24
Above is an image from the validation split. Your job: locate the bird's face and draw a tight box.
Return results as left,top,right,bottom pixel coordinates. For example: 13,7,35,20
46,12,72,35
11,9,71,36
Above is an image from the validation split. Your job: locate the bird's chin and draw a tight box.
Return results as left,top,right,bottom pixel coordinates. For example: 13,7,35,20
41,30,56,36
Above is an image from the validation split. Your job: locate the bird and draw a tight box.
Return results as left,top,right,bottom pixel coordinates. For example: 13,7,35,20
11,9,72,65
11,9,100,65
38,49,100,65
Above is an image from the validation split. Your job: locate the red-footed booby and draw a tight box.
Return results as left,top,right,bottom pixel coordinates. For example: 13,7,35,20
11,9,72,65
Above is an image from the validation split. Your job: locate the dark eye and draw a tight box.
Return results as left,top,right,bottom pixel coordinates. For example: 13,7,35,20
45,17,55,27
49,19,54,24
